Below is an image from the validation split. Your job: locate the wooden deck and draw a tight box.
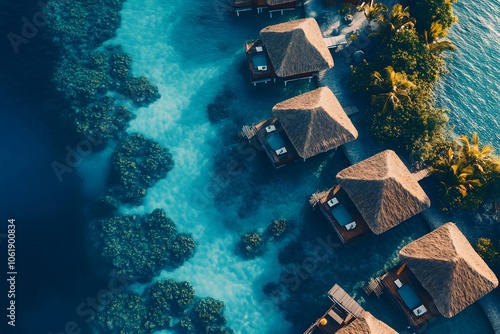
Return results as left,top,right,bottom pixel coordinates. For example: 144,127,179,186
253,117,299,168
380,264,436,329
304,284,363,334
312,186,371,243
244,40,276,85
235,0,296,16
304,303,355,334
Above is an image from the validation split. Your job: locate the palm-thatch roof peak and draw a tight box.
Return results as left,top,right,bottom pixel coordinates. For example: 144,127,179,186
272,87,358,159
260,18,333,78
400,222,499,318
336,150,430,234
336,311,397,334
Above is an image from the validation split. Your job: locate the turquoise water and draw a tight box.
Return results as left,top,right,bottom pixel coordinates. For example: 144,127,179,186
100,0,495,333
436,0,500,148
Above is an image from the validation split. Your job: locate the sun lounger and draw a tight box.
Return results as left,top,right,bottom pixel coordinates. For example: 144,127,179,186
345,221,356,230
413,305,427,317
265,124,276,133
275,147,287,155
327,197,339,207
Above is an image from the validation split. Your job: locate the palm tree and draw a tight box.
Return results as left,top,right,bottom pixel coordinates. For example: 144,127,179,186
424,21,456,53
369,4,415,44
370,66,416,113
363,2,388,22
431,147,483,198
458,133,495,173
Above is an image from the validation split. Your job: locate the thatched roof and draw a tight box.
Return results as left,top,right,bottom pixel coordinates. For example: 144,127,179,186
266,0,295,5
272,87,358,159
260,18,333,78
336,150,430,234
400,222,499,318
336,311,397,334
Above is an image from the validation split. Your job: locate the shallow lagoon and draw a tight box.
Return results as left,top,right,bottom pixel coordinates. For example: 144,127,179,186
105,0,494,333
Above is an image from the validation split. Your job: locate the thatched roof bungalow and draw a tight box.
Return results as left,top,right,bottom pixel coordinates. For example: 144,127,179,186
310,150,430,244
336,150,430,235
261,18,333,80
244,18,333,85
273,87,358,159
377,223,498,329
241,87,357,168
336,311,397,334
304,284,396,334
400,222,499,318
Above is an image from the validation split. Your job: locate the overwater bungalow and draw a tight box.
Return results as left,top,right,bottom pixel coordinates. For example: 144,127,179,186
310,150,430,244
244,18,333,85
372,223,499,329
304,284,397,334
241,87,358,168
234,0,297,17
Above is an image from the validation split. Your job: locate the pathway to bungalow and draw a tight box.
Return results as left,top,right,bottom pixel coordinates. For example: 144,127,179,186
302,0,500,332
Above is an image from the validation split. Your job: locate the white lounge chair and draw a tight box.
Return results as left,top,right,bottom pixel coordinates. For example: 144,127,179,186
327,197,339,207
276,147,287,155
265,124,276,133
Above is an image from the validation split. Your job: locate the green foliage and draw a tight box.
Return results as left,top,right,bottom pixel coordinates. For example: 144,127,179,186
267,219,288,239
93,292,148,334
239,232,264,258
94,209,195,280
370,85,449,155
430,133,500,211
350,2,459,165
368,4,415,44
109,133,174,204
410,0,458,35
338,3,353,15
476,238,500,275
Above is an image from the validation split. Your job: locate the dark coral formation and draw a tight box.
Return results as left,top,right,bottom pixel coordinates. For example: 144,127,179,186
93,281,232,334
91,209,195,280
108,133,174,204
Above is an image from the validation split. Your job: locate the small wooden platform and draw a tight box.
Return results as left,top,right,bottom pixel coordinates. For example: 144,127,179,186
311,186,371,243
380,264,436,329
253,117,299,168
304,284,364,334
244,40,276,85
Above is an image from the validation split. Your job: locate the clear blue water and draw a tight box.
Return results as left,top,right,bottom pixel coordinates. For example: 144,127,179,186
436,0,500,148
104,1,494,333
0,0,497,333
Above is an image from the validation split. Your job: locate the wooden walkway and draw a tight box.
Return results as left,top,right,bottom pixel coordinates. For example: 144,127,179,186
328,284,364,317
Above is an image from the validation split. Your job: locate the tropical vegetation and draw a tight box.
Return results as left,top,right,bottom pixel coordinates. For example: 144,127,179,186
353,0,499,210
430,133,500,210
476,238,500,276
